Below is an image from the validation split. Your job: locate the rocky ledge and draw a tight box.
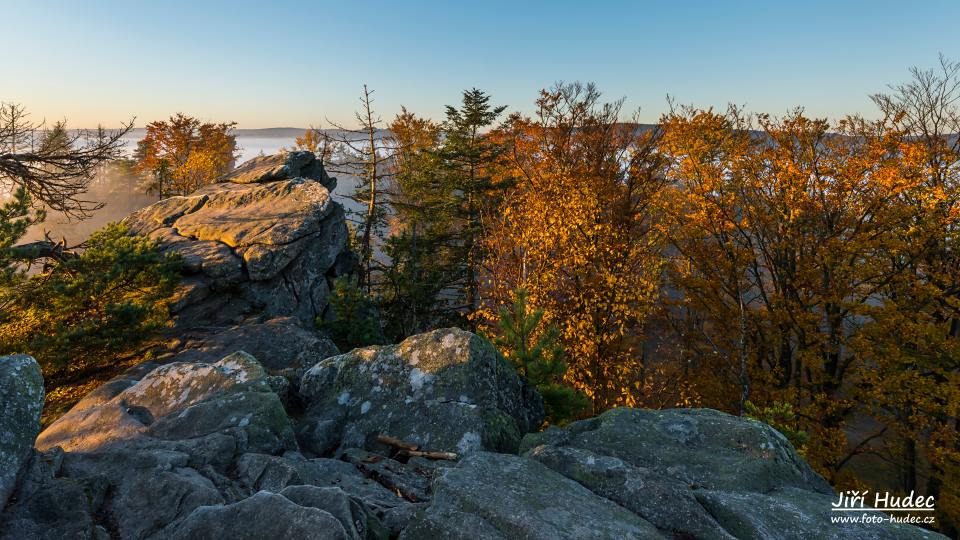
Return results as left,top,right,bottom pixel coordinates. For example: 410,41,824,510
1,333,946,539
123,150,352,329
0,152,946,539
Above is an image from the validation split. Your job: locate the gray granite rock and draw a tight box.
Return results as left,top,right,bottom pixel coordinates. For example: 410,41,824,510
299,328,544,456
400,452,666,540
0,355,44,509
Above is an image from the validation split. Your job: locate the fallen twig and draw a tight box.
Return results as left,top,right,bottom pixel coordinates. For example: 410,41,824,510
376,434,458,461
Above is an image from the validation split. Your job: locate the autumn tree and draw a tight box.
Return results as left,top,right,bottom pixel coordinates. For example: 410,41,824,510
864,55,960,533
657,102,951,494
134,113,237,198
481,83,667,410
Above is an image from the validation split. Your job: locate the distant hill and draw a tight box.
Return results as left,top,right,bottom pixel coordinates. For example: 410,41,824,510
113,127,391,139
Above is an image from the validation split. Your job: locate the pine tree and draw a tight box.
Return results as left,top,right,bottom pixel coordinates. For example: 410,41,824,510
0,223,181,379
492,289,590,425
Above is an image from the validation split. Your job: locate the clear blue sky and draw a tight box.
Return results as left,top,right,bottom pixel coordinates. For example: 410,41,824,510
5,0,959,128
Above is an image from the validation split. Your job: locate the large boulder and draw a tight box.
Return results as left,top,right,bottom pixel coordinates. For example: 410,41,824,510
279,485,389,540
298,328,544,456
123,151,351,328
521,407,831,494
526,444,735,539
518,408,943,540
0,355,44,509
8,348,408,539
0,448,111,540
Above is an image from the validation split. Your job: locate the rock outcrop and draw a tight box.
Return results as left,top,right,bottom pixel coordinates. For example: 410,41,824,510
7,331,947,539
6,327,545,538
400,408,944,539
123,151,351,328
0,355,44,510
35,351,293,454
517,408,928,540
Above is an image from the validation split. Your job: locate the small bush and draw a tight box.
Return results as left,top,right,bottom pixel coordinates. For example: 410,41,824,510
492,289,590,425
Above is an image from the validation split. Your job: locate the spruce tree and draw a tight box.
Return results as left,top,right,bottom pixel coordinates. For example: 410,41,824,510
437,89,508,323
380,109,459,339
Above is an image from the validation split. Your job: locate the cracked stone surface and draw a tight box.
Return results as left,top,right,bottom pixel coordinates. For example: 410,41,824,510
123,151,350,328
2,332,948,539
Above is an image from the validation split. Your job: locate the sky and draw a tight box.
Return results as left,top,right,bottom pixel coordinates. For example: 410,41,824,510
4,0,960,129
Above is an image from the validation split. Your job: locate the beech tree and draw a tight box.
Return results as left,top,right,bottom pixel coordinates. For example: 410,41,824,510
866,56,960,533
134,113,237,197
657,79,960,532
481,83,667,410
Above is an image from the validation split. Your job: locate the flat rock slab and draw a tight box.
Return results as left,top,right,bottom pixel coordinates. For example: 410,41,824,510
400,452,666,540
521,407,831,494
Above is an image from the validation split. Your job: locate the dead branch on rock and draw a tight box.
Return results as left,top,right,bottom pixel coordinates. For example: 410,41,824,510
376,434,459,461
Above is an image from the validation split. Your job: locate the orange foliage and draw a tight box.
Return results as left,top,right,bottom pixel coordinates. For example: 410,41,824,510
134,113,237,196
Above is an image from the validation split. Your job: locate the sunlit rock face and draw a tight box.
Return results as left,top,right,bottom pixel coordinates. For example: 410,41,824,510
35,351,289,454
0,355,44,509
123,151,352,328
